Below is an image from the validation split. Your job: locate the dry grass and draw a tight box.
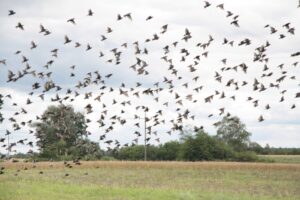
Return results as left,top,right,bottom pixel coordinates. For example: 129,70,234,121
1,160,300,200
2,160,300,170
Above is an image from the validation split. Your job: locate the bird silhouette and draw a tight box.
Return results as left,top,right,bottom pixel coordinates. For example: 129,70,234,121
15,22,24,30
8,10,16,16
67,18,76,24
64,35,72,44
87,9,93,16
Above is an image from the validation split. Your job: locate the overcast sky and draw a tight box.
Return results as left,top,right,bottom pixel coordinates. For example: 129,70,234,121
0,0,300,154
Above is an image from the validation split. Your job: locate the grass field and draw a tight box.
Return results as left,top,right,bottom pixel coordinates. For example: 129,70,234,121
259,155,300,164
0,161,300,200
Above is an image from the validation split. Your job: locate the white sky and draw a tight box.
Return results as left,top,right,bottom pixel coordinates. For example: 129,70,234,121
0,0,300,154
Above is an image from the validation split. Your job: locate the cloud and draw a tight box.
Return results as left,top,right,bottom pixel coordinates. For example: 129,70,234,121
0,0,300,154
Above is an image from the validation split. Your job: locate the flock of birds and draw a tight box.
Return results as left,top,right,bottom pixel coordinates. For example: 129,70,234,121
0,0,300,167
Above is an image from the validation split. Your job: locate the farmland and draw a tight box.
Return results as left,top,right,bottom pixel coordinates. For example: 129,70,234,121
1,161,300,200
259,155,300,164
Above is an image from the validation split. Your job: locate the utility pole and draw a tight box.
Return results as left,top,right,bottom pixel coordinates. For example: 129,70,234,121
115,108,149,161
6,134,10,159
144,110,147,161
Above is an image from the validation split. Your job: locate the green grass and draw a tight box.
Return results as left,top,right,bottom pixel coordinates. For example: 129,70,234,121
0,161,300,200
259,155,300,164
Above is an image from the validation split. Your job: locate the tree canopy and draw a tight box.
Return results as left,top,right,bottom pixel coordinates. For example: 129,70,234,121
179,129,235,161
32,104,101,159
215,116,251,151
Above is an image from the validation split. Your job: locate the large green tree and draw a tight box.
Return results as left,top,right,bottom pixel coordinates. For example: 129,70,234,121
32,104,101,159
179,129,234,161
215,116,251,151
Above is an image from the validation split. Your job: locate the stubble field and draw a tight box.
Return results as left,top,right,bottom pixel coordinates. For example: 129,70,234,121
0,160,300,200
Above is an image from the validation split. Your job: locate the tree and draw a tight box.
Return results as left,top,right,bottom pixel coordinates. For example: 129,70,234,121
179,129,234,161
158,141,181,160
32,104,100,159
0,94,4,123
215,116,251,151
248,142,264,154
69,139,103,160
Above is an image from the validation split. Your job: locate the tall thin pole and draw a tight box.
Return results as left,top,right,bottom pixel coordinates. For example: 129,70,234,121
7,134,10,159
144,110,147,161
121,110,148,161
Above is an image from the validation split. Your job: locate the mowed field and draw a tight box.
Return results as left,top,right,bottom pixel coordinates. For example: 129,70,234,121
259,155,300,164
0,160,300,200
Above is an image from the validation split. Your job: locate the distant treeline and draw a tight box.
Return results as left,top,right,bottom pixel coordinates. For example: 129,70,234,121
4,130,300,162
106,134,300,161
2,105,299,162
107,131,259,162
2,131,258,162
248,145,300,155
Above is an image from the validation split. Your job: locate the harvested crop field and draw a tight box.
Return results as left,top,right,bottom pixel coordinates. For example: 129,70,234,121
1,161,300,200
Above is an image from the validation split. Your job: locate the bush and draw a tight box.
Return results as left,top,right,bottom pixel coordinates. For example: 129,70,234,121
157,141,181,161
101,156,117,161
179,131,236,161
234,151,258,162
116,145,145,160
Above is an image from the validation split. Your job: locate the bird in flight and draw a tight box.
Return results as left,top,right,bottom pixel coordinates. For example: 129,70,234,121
8,10,16,16
67,18,76,24
87,9,93,16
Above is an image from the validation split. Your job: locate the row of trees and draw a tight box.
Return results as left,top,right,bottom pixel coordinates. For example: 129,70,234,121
111,128,257,162
248,144,300,155
31,105,257,161
2,104,298,161
103,116,259,161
